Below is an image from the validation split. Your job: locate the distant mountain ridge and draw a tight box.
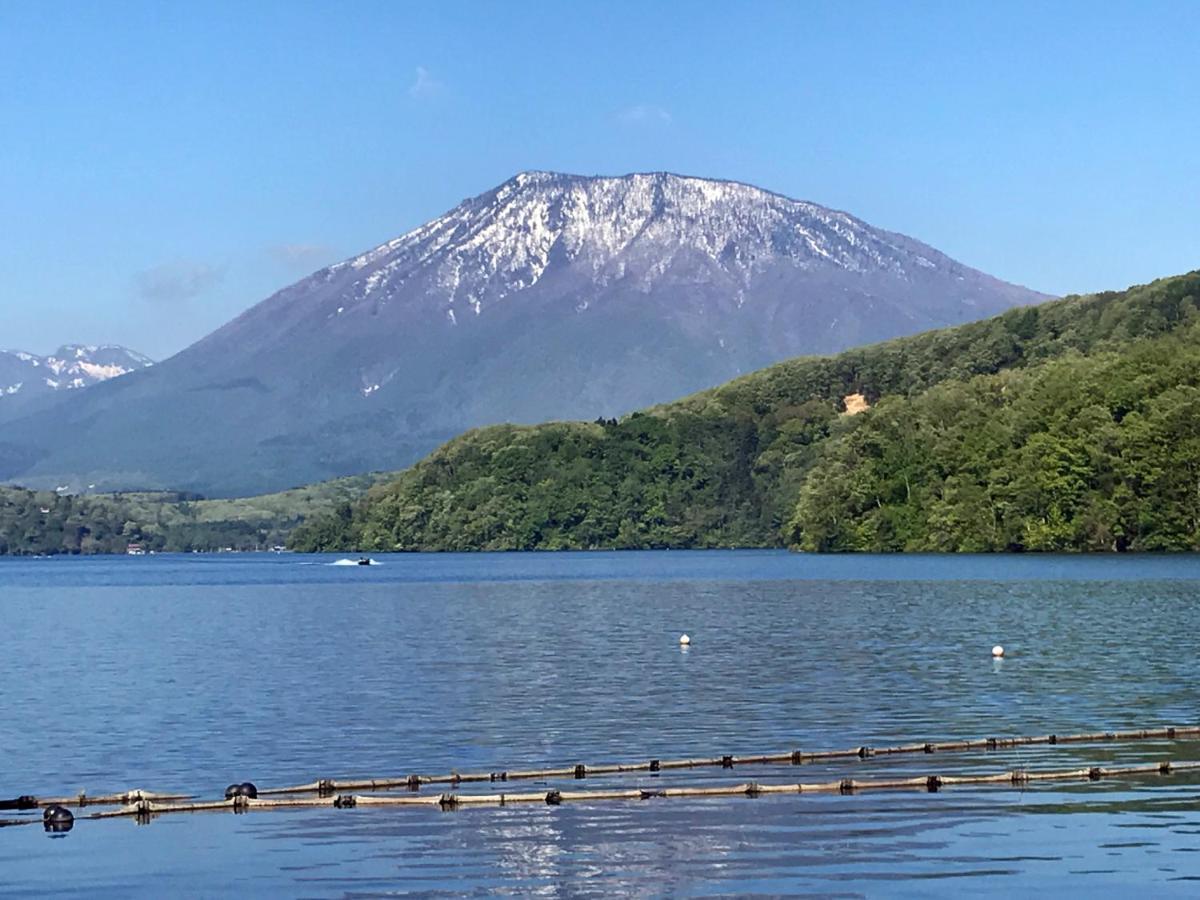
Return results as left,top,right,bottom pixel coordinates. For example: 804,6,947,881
0,345,153,418
0,171,1048,496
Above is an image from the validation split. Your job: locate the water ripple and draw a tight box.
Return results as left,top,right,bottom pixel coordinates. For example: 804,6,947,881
2,552,1199,895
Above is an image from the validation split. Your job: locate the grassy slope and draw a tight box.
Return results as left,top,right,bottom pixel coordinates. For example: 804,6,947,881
289,271,1200,552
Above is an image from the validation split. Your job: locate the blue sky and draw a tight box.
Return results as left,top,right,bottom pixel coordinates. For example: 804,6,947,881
2,1,1197,359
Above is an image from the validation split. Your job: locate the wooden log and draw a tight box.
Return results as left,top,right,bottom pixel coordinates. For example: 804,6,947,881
0,817,37,828
43,790,194,808
85,795,342,819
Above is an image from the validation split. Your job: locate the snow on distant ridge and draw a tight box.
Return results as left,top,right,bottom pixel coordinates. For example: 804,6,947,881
0,344,153,399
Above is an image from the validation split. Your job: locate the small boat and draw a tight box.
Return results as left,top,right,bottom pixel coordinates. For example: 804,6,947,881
356,557,372,566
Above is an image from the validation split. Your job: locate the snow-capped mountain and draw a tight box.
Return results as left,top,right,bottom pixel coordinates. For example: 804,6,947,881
0,172,1048,496
0,345,152,403
332,171,983,321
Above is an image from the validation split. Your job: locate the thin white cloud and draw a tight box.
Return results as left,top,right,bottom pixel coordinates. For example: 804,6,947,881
268,242,335,271
618,104,673,126
408,65,445,100
134,261,224,303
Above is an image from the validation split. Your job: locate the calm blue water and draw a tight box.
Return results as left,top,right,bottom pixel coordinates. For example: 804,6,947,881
2,551,1199,896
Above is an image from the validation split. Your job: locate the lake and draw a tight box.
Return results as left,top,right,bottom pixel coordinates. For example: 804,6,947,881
2,551,1199,896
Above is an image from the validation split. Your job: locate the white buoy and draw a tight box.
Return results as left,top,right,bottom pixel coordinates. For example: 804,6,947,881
992,644,1005,658
679,634,691,646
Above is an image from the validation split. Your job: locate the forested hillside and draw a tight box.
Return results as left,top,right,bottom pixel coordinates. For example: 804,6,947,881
790,330,1200,551
290,271,1200,552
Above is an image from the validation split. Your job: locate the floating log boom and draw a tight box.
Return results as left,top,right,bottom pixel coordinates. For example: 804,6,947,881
254,725,1200,797
4,724,1196,830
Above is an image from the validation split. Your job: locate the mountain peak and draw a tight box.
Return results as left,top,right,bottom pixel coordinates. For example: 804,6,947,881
322,170,981,326
4,172,1047,496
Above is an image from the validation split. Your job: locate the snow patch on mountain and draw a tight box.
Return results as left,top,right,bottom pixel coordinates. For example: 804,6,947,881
0,345,153,400
320,171,969,324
